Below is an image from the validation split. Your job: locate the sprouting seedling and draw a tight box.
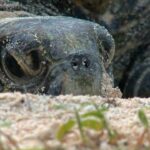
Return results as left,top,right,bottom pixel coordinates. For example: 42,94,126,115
81,104,120,144
56,105,106,141
135,109,150,148
74,108,85,141
56,119,75,140
81,105,108,132
138,109,149,129
93,104,108,127
93,104,119,144
56,104,120,144
56,106,106,141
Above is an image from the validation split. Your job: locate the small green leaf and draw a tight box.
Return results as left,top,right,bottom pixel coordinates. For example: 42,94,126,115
52,103,68,110
81,110,105,119
75,109,85,141
108,129,118,139
82,111,100,118
81,118,104,131
94,104,108,128
56,119,75,140
138,110,149,128
0,120,12,128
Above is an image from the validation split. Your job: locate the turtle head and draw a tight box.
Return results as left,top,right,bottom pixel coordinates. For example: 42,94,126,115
0,17,115,95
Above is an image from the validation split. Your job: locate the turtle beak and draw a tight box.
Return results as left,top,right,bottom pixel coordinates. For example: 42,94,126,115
46,53,102,95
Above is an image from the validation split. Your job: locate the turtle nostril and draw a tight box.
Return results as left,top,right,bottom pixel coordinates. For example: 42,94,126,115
71,55,90,71
82,57,90,68
71,62,79,70
71,57,80,71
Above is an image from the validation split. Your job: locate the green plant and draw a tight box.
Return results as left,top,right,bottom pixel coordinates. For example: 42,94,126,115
56,119,75,140
56,104,120,144
0,120,12,128
135,109,150,149
74,108,85,141
138,109,149,129
93,104,120,144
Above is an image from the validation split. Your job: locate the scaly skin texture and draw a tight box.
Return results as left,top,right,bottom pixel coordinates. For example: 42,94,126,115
0,16,116,96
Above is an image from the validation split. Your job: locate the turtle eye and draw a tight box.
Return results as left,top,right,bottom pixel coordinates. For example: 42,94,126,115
1,49,42,82
4,52,24,78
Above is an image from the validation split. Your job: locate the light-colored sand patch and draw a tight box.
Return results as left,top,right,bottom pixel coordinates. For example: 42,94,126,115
0,92,150,150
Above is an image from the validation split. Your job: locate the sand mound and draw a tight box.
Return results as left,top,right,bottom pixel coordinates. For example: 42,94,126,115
0,92,150,150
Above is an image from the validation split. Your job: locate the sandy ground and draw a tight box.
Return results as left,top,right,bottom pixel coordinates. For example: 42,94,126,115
0,92,150,150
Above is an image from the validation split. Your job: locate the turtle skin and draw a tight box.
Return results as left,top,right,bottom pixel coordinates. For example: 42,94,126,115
0,16,115,95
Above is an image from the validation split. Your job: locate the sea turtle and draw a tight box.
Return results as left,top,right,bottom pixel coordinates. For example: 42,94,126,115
0,0,149,97
0,16,118,96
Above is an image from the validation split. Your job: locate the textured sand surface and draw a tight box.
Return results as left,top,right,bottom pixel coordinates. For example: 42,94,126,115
0,92,150,150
